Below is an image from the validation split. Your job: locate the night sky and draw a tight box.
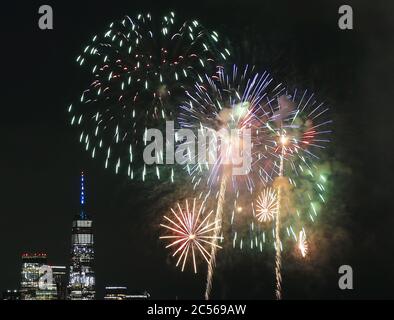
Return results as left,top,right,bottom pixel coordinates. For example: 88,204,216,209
1,0,393,299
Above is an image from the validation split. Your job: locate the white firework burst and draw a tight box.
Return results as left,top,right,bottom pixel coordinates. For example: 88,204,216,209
298,230,308,258
255,188,278,222
160,198,222,273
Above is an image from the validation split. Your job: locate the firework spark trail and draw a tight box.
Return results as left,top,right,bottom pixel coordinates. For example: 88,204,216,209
205,173,228,300
274,142,285,300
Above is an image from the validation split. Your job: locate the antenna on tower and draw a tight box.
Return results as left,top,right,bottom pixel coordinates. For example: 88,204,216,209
80,172,87,219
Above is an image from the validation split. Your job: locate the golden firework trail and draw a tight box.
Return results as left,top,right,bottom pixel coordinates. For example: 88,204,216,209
205,173,228,300
274,137,285,300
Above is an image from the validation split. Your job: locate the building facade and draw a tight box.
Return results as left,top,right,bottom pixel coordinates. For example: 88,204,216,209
52,265,67,300
104,286,150,300
19,253,54,300
19,253,67,300
104,287,128,300
68,173,95,300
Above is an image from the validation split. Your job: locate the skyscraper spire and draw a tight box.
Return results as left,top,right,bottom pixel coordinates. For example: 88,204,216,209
80,172,86,220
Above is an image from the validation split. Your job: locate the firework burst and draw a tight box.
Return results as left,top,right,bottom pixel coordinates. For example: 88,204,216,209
69,12,230,181
255,188,278,222
178,65,282,192
216,88,331,299
269,90,331,298
298,229,308,258
160,198,222,273
178,64,281,299
266,89,332,172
